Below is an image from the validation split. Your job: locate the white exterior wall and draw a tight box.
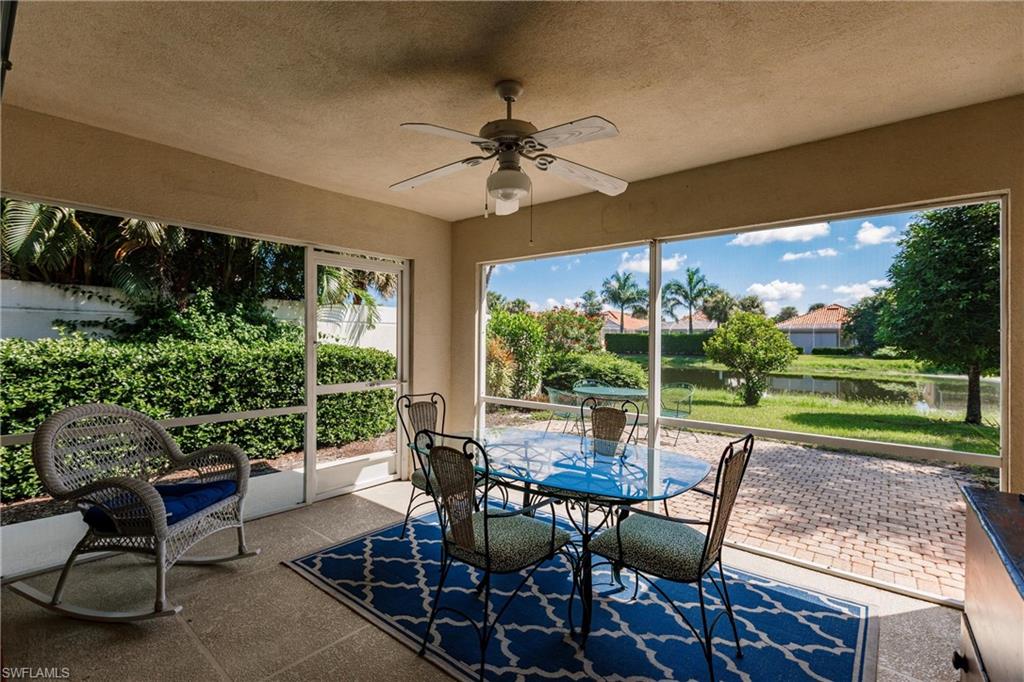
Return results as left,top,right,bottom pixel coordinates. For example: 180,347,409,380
0,281,397,355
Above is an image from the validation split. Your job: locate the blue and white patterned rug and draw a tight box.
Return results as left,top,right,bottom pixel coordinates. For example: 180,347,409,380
287,512,877,681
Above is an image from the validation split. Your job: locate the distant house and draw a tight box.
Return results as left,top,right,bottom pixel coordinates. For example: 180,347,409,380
665,310,718,333
600,310,648,335
775,303,852,352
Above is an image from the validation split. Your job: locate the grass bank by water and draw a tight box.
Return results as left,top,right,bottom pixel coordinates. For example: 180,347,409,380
624,353,952,383
660,385,999,455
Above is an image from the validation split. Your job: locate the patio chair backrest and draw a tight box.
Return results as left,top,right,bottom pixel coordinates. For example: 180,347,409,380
397,393,445,469
32,404,182,499
414,430,489,556
701,434,754,573
581,397,639,456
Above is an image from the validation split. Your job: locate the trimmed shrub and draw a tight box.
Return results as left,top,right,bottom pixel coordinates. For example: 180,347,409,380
487,309,545,399
605,332,712,356
543,351,647,392
535,308,602,353
809,347,859,356
0,336,396,502
704,312,798,405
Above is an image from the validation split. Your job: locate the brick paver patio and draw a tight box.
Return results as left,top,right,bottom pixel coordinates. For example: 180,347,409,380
657,430,972,601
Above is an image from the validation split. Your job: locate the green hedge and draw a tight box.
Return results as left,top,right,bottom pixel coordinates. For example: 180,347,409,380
605,332,712,356
809,347,859,356
0,336,396,502
543,351,648,392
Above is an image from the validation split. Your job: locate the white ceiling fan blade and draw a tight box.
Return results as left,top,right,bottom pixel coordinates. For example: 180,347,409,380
524,116,619,151
400,122,495,149
534,155,628,196
389,156,488,191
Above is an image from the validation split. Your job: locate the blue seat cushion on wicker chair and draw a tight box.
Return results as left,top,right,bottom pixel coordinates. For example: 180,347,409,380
84,480,237,533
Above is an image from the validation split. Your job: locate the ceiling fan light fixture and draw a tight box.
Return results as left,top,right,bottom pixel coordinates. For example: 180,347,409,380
486,168,531,215
494,196,520,216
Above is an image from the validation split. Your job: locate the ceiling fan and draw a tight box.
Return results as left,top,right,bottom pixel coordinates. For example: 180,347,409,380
389,80,628,216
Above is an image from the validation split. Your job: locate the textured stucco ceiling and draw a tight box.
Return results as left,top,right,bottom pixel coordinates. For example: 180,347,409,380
4,2,1022,222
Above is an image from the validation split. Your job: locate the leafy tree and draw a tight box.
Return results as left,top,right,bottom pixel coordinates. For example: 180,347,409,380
737,294,766,316
843,292,889,355
487,308,545,399
704,311,798,405
701,286,737,325
807,302,826,312
601,272,644,332
879,203,999,424
773,306,799,323
506,298,531,314
578,289,603,316
663,267,710,332
536,308,603,353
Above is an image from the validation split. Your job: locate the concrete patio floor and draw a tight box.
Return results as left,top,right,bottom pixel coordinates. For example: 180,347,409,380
1,481,961,681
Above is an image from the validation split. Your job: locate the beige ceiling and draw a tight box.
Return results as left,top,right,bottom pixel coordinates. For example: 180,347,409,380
4,2,1022,222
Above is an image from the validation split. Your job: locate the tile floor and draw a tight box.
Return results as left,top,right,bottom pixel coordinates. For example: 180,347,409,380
1,482,962,681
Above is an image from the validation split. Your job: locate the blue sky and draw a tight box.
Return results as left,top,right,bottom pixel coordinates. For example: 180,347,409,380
488,209,919,317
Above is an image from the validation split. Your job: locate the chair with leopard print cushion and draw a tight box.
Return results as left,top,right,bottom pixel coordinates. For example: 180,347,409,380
412,429,575,681
590,434,754,681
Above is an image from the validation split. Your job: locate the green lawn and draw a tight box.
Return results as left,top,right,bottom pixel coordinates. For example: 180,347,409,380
662,385,999,455
626,353,934,382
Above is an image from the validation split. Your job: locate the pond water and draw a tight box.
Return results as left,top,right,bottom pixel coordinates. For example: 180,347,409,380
661,366,1001,415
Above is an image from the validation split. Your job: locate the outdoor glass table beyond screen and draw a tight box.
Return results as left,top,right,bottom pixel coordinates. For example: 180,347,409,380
475,427,711,501
571,385,648,401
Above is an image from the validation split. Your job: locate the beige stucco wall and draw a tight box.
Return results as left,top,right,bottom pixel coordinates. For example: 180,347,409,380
0,105,452,400
450,95,1024,491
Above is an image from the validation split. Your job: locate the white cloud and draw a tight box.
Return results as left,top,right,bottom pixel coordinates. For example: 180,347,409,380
491,263,516,276
661,253,687,273
763,301,783,317
832,278,889,303
617,250,686,274
855,221,899,247
729,223,830,247
746,279,806,302
543,297,583,310
527,300,541,312
780,248,839,262
818,284,830,290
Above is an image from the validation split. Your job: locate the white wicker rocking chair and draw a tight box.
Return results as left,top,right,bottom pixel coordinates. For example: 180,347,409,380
8,404,260,622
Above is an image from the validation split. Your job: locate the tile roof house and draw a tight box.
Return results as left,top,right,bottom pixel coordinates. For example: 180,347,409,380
665,310,718,332
600,310,649,334
776,303,853,352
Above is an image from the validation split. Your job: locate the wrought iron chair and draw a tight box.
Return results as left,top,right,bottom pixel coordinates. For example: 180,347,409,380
397,392,446,538
581,396,640,456
414,429,576,681
8,403,259,622
661,382,698,446
590,434,754,681
543,386,582,435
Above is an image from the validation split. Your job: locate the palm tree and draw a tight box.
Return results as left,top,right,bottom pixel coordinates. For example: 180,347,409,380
736,294,766,315
601,271,644,332
1,199,92,281
664,267,710,333
702,286,737,325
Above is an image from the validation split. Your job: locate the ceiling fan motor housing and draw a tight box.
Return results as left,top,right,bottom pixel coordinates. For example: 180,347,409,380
478,118,537,144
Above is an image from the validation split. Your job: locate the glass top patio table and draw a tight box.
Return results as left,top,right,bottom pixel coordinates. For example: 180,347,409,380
419,427,711,503
571,385,648,401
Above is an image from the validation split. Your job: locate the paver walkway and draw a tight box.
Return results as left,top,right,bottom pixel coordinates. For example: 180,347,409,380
657,430,971,601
